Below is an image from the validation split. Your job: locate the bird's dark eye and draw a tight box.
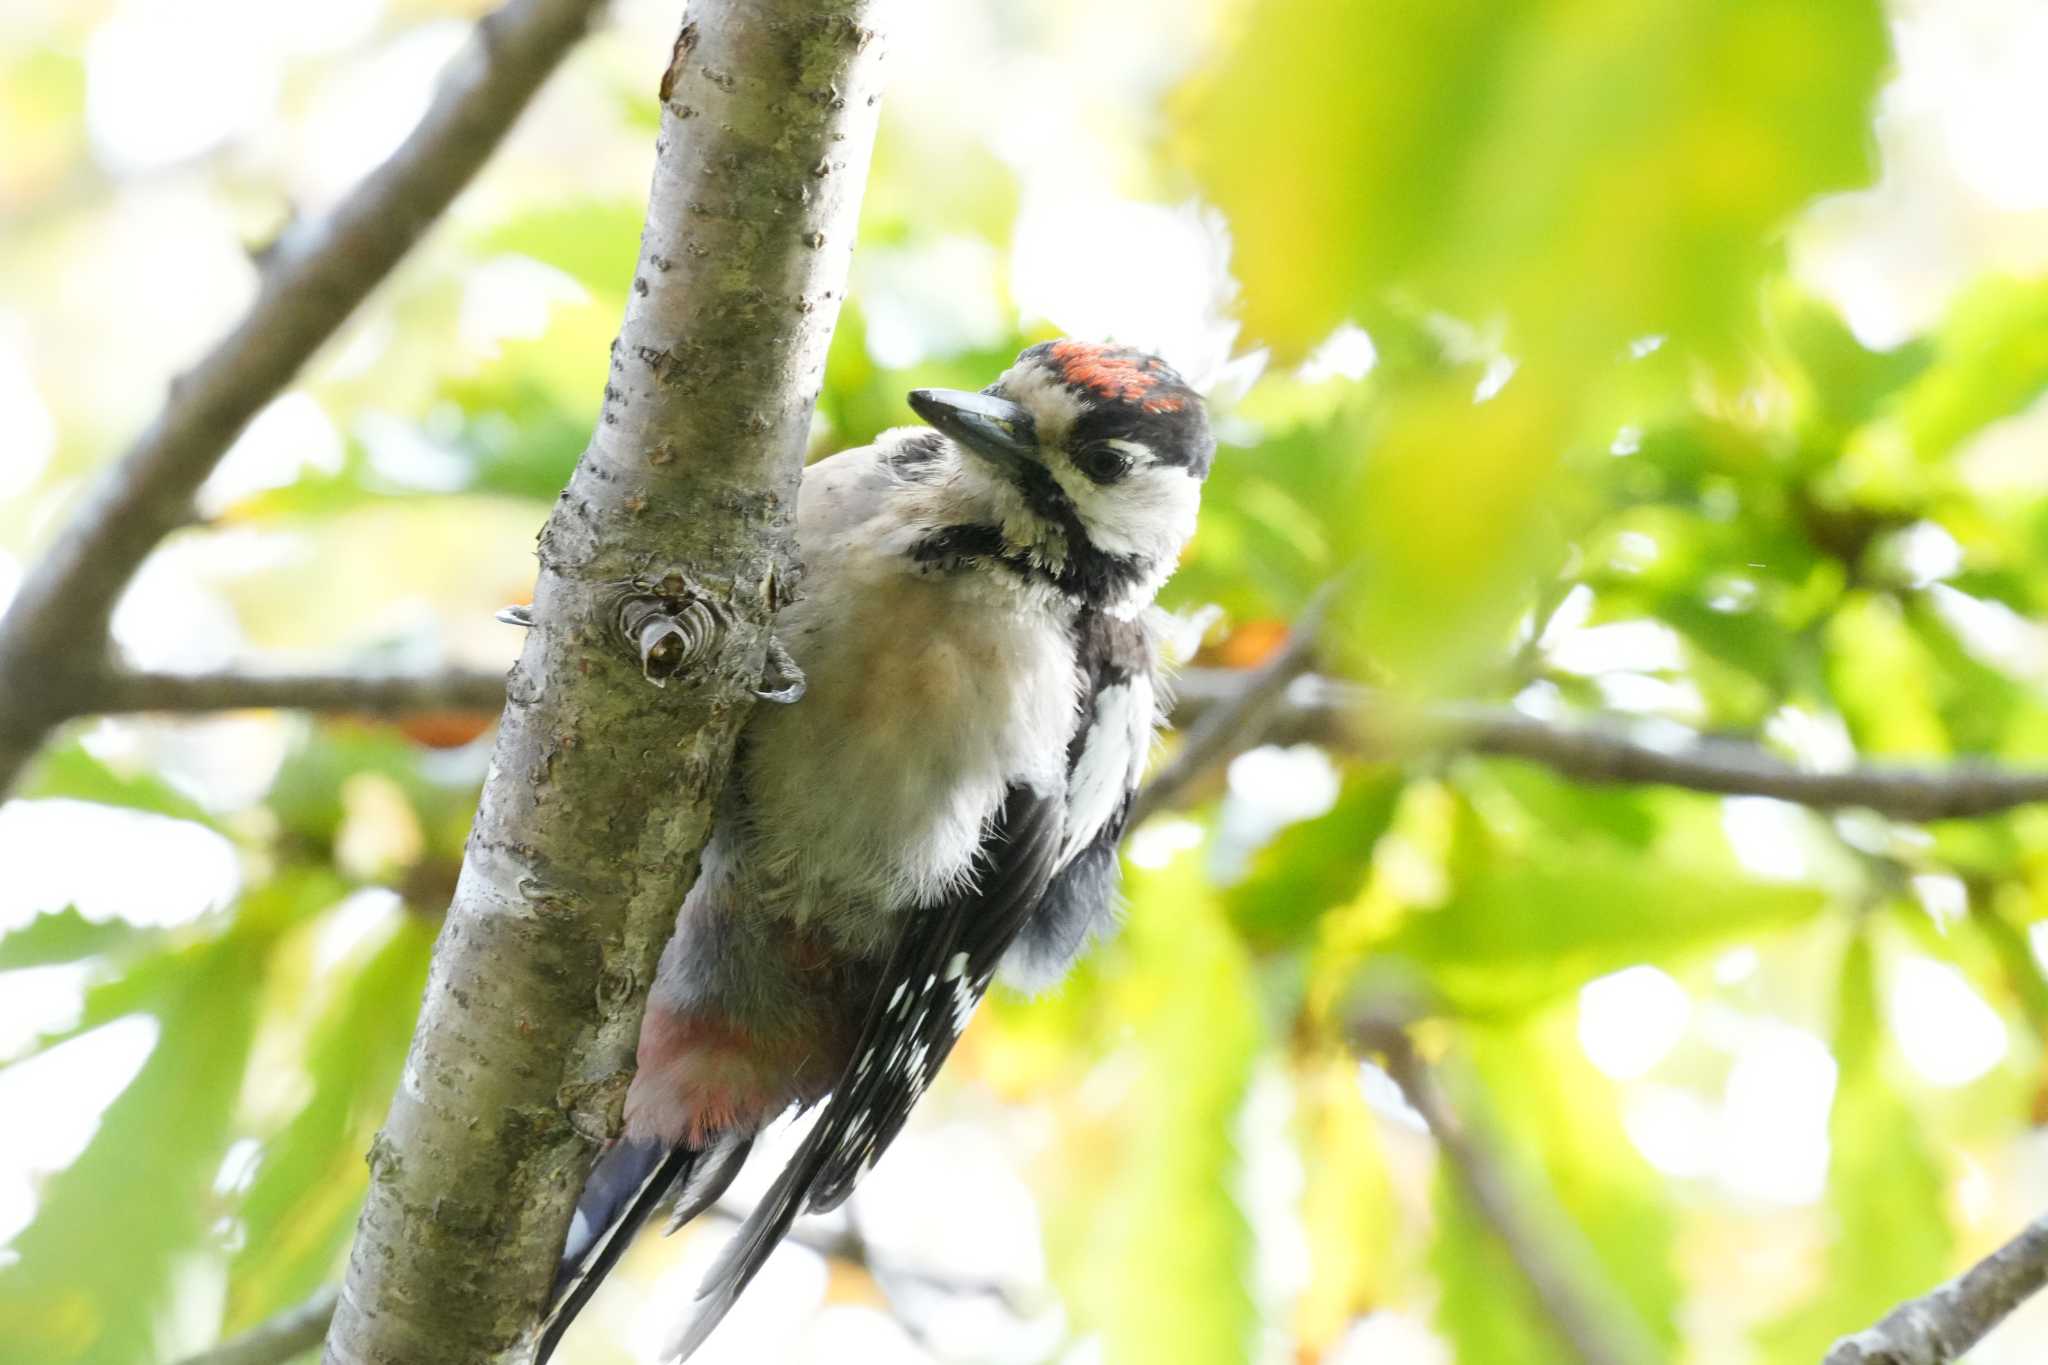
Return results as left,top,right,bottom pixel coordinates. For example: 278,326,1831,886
1075,445,1133,485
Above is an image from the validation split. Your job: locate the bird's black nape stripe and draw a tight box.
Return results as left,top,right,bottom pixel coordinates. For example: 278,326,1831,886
907,521,1150,610
1056,533,1151,610
1005,460,1156,606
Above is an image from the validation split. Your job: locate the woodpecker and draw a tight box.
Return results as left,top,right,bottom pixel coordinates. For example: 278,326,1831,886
536,340,1214,1362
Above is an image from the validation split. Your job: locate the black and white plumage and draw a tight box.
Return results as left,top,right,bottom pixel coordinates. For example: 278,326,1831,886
538,341,1212,1362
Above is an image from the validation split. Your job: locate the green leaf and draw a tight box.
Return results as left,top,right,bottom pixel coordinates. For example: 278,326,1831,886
1226,770,1402,950
1904,591,2048,761
227,911,433,1327
1769,288,1933,447
21,742,218,828
0,907,155,971
1824,590,1950,757
1350,373,1573,686
1379,782,1827,1013
1292,1059,1399,1354
479,198,645,297
1175,0,1505,357
0,931,265,1364
1431,1012,1678,1365
1167,411,1358,623
1892,277,2048,465
266,723,482,870
1179,0,1888,364
7,873,346,1065
1758,931,1952,1363
1045,850,1262,1365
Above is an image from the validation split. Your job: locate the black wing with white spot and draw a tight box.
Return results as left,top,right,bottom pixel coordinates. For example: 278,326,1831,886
671,784,1063,1360
1008,610,1158,985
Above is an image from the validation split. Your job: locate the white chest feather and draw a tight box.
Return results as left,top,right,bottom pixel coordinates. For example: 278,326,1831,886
723,449,1079,942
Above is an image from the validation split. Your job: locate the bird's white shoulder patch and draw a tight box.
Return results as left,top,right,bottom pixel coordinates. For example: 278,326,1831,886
1061,673,1153,866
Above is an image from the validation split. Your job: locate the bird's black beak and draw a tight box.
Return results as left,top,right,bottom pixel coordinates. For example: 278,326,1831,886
907,388,1037,472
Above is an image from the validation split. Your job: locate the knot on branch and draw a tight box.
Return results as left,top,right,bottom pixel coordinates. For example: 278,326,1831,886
556,1071,633,1146
613,580,731,687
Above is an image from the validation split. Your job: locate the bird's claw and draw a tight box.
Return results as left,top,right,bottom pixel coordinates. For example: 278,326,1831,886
753,634,806,704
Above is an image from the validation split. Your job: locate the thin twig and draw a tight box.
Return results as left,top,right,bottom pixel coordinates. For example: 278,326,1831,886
1354,1017,1653,1365
1824,1213,2048,1365
708,1198,1031,1313
0,0,610,796
180,1197,1035,1365
172,1288,338,1365
1129,599,1331,826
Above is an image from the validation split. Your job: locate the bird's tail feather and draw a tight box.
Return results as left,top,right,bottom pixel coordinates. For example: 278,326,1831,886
534,1139,694,1365
534,1131,758,1365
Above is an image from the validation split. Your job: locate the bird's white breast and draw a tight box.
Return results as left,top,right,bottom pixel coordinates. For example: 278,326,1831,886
727,446,1078,948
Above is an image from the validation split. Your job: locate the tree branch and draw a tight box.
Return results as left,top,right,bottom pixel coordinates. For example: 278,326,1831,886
1354,1018,1653,1365
1824,1213,2048,1365
94,667,508,716
322,5,891,1362
57,658,2048,826
1162,672,2048,822
0,0,610,797
1429,701,2048,822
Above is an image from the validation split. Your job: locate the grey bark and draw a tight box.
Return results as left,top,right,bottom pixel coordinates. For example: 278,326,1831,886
0,0,610,797
1824,1213,2048,1365
321,4,889,1362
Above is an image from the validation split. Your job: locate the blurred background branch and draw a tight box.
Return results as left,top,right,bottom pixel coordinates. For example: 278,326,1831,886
172,1190,1043,1365
33,654,2048,823
91,666,509,716
1353,1016,1657,1365
0,0,609,797
1172,669,2048,820
1131,594,1331,824
170,1288,338,1365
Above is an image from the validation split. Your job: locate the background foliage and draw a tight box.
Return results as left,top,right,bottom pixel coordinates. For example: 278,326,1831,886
5,0,2048,1361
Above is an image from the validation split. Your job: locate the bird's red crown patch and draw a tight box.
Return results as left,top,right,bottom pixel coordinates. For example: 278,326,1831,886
1047,341,1187,413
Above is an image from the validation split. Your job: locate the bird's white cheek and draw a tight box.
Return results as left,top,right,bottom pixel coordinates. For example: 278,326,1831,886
1070,469,1200,561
